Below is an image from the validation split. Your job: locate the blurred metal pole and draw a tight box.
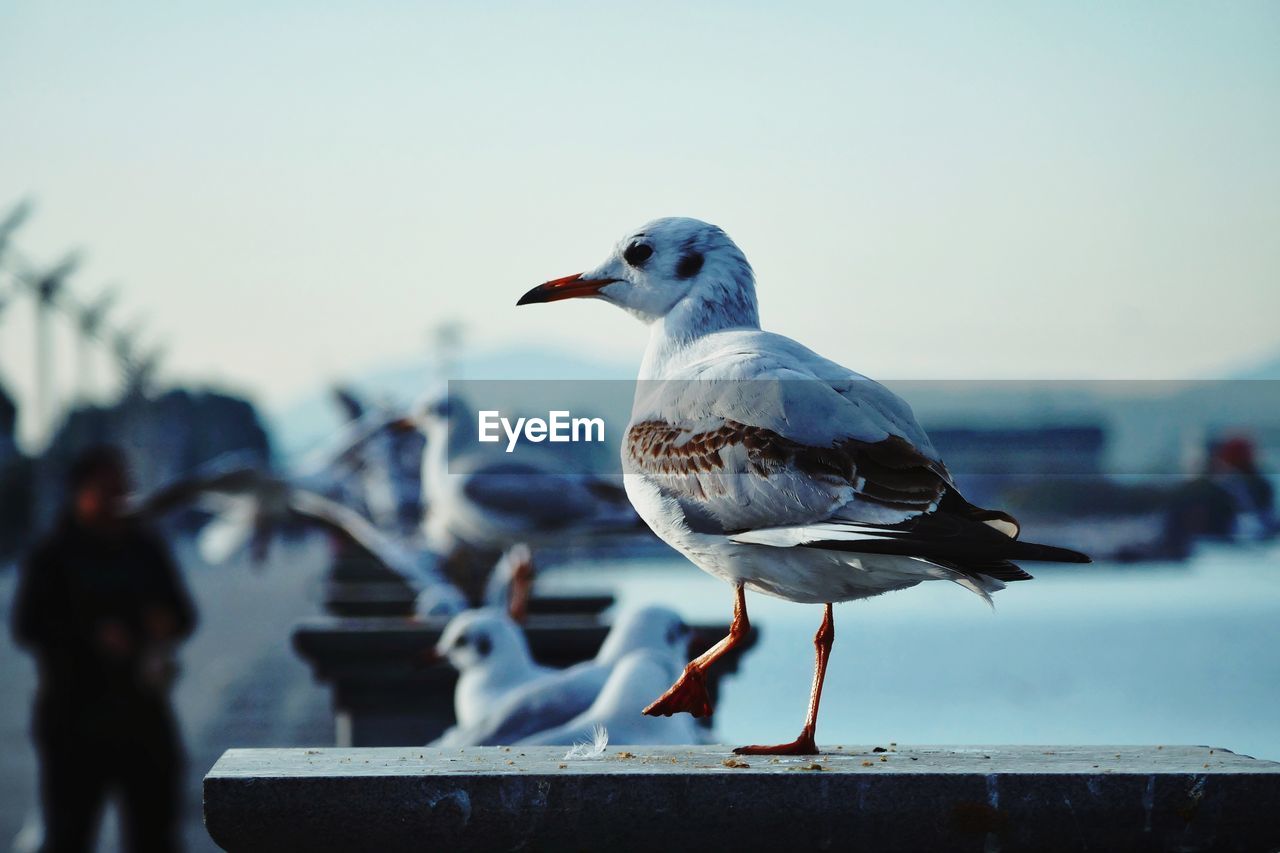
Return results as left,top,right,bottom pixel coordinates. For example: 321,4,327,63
0,199,33,261
77,288,117,402
35,283,53,439
30,254,79,444
0,200,33,381
76,323,90,402
114,326,138,400
429,320,465,382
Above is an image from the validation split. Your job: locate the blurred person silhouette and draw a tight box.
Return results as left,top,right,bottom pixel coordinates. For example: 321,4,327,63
1212,436,1276,538
1171,435,1278,543
12,446,196,853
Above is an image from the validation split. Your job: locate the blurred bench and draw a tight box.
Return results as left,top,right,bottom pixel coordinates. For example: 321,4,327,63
204,744,1280,852
323,579,617,618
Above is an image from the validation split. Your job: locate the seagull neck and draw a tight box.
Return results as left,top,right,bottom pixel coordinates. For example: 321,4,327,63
423,418,451,489
640,291,760,378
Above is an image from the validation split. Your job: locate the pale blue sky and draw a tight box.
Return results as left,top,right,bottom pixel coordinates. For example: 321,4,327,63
2,2,1278,438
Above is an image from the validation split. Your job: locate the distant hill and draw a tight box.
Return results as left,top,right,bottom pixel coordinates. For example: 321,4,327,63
1231,352,1280,381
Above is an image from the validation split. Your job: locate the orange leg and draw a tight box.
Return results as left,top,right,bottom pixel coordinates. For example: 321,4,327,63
734,602,834,756
506,548,535,624
644,584,750,718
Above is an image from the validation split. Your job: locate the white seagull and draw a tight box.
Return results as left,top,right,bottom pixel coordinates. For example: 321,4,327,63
414,392,640,559
433,608,553,728
404,391,642,601
516,649,707,748
517,216,1090,755
133,463,468,617
137,401,415,567
433,605,692,747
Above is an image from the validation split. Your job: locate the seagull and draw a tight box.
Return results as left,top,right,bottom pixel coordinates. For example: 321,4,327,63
433,608,554,728
133,463,468,617
516,649,707,747
139,398,414,567
517,216,1090,755
330,386,426,535
409,392,642,598
433,605,692,747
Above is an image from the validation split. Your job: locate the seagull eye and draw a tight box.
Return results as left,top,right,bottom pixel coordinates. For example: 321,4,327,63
624,242,653,267
475,635,493,656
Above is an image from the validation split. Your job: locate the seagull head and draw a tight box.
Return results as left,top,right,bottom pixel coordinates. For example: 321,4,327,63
518,217,759,334
407,388,465,430
399,389,469,458
594,605,694,666
434,608,525,672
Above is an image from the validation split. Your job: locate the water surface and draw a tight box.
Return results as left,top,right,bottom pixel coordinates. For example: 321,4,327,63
548,543,1280,759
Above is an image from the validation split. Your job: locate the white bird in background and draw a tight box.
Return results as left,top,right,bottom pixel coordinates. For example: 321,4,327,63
133,462,469,617
433,605,692,747
433,608,554,728
409,391,641,596
139,396,416,568
517,649,707,748
518,216,1090,755
135,402,552,618
330,386,425,535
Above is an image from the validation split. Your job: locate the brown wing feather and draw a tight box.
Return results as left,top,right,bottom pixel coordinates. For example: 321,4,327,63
625,420,949,513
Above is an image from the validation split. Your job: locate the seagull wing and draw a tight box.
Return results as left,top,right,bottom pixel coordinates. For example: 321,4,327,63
455,460,637,542
628,330,1088,575
128,465,265,518
451,662,609,746
628,331,952,531
294,408,411,482
195,494,260,564
287,489,462,605
517,651,704,747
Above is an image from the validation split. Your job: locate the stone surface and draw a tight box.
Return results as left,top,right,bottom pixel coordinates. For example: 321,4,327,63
204,744,1280,852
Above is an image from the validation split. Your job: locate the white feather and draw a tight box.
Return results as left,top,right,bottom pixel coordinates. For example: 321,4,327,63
563,724,608,760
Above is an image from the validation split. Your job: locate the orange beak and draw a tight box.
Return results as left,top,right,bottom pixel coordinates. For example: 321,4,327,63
413,646,444,670
517,273,619,306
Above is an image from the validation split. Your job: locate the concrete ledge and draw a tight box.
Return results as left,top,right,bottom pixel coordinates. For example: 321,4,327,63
204,745,1280,852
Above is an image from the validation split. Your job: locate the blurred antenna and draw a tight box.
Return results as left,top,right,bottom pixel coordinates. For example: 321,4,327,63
0,200,35,349
0,198,34,263
332,385,366,422
79,287,119,336
76,286,120,401
28,251,82,441
124,341,165,397
113,317,143,365
112,314,151,394
429,320,465,380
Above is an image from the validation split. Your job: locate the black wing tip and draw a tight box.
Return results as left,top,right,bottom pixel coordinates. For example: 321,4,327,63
801,537,1093,565
1024,543,1092,564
